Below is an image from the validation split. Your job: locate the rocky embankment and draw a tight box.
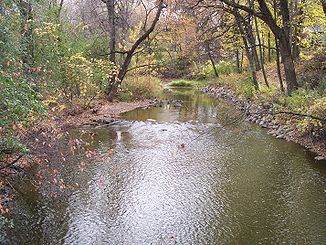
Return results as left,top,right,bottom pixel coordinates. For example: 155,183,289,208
203,85,325,160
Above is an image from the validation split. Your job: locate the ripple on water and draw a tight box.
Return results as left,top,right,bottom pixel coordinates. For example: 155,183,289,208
6,90,326,244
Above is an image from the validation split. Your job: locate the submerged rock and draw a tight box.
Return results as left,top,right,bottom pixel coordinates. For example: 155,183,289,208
315,155,325,161
96,117,115,125
146,119,156,122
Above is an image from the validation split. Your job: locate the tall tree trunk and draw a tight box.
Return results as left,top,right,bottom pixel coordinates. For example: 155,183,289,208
106,0,165,101
292,0,304,61
243,19,261,71
267,31,271,62
262,32,266,64
279,33,298,93
248,0,261,71
236,49,241,73
105,0,117,101
279,0,299,93
106,0,116,64
254,15,269,87
240,49,244,72
234,9,259,90
273,0,285,92
275,38,285,92
206,42,219,77
321,0,326,16
220,0,299,93
258,0,298,94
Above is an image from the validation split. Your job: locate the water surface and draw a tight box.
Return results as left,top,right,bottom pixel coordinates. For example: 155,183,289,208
5,89,326,244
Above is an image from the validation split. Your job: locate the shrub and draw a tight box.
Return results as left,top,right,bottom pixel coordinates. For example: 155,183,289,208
296,97,326,138
63,53,116,100
197,61,237,78
237,76,256,99
308,97,326,122
0,72,45,159
118,76,161,101
287,88,318,112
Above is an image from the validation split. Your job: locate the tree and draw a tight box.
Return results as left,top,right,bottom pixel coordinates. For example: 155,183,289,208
102,0,166,101
199,0,299,94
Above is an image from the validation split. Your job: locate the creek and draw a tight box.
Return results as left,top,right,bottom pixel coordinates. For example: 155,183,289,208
5,89,326,244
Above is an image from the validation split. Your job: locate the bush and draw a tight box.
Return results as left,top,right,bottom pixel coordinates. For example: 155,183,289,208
287,88,318,112
0,72,45,159
256,86,282,104
237,76,256,99
308,97,326,122
197,61,237,79
296,97,326,138
63,53,116,100
118,76,161,101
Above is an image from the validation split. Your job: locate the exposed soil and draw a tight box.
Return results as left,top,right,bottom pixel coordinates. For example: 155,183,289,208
56,99,153,129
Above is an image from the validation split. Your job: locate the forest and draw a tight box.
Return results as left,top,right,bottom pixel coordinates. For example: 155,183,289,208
0,0,326,243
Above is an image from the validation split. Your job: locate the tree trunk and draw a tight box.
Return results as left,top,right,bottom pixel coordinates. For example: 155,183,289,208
236,49,241,73
106,0,116,64
279,34,299,94
259,0,298,94
220,0,299,93
104,0,117,101
243,19,261,71
262,32,266,64
106,78,119,101
278,0,299,93
321,0,326,16
275,38,285,92
267,31,271,62
206,42,219,77
234,10,259,90
254,15,269,87
105,0,164,101
292,0,304,61
240,49,244,72
273,0,285,92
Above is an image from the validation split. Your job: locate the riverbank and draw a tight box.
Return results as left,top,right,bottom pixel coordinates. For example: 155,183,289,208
203,85,326,160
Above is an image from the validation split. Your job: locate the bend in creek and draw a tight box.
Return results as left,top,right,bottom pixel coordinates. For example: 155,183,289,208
4,89,326,244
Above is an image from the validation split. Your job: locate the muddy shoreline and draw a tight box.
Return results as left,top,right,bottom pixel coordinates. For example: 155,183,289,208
203,85,326,160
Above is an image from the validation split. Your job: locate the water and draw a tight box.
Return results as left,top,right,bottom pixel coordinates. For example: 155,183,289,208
4,89,326,244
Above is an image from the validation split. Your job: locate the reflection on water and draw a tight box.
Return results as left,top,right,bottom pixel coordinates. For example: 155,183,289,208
5,89,326,244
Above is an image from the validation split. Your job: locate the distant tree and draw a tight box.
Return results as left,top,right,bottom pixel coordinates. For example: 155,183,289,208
101,0,166,101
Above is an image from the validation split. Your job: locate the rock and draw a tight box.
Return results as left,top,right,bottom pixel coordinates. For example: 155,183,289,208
174,102,182,108
146,119,156,122
97,117,115,124
315,156,325,161
276,134,284,139
172,100,183,108
91,108,98,114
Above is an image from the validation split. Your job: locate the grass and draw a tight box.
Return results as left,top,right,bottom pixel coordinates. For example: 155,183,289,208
118,75,162,101
168,79,210,87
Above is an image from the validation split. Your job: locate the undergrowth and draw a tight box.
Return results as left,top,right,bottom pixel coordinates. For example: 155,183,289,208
118,76,162,101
